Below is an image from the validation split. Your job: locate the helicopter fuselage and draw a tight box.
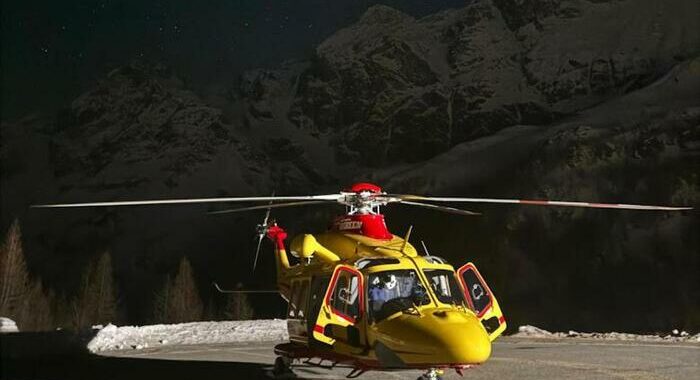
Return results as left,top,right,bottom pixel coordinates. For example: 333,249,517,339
269,224,506,371
30,181,689,376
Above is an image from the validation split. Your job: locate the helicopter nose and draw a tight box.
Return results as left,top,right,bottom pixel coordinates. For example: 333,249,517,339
373,309,491,366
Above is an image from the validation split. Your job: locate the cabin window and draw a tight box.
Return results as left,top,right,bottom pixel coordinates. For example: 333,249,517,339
328,269,361,322
423,269,467,307
459,266,492,316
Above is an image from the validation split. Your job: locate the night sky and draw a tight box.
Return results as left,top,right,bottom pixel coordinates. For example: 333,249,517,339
2,0,468,120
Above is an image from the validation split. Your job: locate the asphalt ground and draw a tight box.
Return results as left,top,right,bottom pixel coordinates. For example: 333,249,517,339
99,337,700,380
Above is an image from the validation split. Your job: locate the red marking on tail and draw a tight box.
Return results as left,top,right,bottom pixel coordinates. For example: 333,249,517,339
266,225,288,250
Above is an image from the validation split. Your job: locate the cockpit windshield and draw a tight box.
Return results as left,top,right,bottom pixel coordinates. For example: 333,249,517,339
367,269,430,322
423,269,467,307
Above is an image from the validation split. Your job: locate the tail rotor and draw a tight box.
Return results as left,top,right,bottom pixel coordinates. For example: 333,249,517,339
252,194,274,271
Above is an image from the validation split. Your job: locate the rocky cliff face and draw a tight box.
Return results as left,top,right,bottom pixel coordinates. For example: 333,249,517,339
376,56,700,331
1,0,698,329
232,0,699,167
52,62,241,188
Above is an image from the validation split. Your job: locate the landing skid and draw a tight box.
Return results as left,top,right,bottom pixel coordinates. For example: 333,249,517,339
274,342,367,378
273,342,474,379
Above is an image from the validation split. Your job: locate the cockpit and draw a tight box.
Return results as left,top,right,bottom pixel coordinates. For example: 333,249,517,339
359,259,468,323
298,255,506,349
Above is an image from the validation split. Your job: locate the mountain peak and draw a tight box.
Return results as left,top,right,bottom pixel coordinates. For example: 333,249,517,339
358,4,413,25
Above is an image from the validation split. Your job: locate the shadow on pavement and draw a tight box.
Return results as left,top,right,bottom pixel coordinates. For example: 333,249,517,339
3,355,272,380
1,331,273,380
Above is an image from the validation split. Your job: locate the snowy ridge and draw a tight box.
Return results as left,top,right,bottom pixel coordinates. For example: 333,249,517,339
87,319,288,352
513,325,700,343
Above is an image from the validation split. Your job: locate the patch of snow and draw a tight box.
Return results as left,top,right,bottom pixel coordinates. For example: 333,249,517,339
87,319,289,353
512,325,700,343
515,325,553,337
0,317,19,333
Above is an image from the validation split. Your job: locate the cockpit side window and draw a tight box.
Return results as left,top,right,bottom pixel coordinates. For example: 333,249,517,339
423,269,467,307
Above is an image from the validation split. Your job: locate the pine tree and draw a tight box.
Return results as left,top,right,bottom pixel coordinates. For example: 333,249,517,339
0,220,30,319
152,274,172,323
223,283,254,320
152,257,203,324
18,279,53,331
52,291,74,329
72,251,118,330
203,296,218,321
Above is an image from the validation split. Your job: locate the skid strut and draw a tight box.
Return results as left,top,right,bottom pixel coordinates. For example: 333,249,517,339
418,368,444,380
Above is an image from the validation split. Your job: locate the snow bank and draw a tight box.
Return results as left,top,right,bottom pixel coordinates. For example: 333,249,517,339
88,321,699,353
0,317,19,333
513,325,700,343
88,319,288,352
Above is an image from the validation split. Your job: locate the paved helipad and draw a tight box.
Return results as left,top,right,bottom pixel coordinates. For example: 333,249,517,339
101,337,700,379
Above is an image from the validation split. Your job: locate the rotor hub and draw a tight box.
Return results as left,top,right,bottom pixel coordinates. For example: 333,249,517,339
339,182,398,215
331,183,394,239
345,182,383,194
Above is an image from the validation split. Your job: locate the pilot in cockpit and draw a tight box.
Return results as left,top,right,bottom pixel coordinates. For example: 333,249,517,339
368,273,397,313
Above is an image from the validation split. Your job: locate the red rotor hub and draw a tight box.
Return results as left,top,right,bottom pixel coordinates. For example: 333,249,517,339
345,182,382,194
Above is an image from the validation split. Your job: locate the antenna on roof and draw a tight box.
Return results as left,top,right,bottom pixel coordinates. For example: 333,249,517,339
401,225,413,253
421,240,430,256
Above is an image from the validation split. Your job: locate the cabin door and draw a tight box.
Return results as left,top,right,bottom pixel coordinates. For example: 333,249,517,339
312,265,365,350
456,262,507,341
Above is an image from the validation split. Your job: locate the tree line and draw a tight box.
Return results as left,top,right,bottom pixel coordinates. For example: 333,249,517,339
0,220,253,331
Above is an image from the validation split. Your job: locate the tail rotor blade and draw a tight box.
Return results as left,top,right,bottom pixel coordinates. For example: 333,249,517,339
261,191,274,226
253,234,264,272
253,192,275,272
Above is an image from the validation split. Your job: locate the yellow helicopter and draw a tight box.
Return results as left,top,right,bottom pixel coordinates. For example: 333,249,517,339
33,182,691,379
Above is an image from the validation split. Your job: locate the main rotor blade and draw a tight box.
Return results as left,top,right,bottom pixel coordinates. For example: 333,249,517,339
208,200,332,215
31,195,341,208
392,195,692,211
399,201,481,216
